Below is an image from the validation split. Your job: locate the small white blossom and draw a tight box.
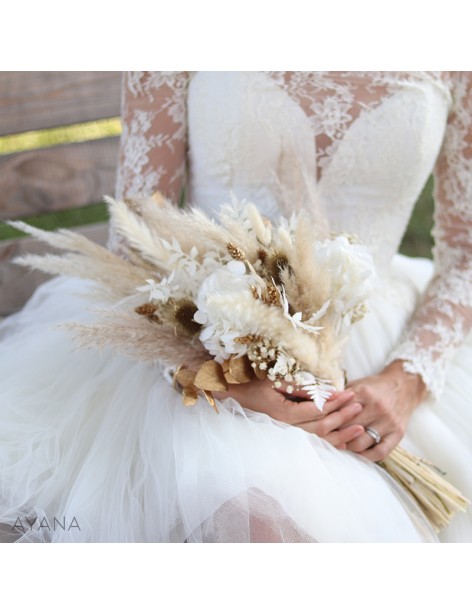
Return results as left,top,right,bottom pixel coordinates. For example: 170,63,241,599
137,272,178,302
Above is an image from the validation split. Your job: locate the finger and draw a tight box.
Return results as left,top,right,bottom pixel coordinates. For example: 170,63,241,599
277,384,312,400
296,402,363,434
324,424,365,448
277,384,345,401
360,435,397,462
346,427,384,453
273,397,326,425
321,390,356,415
276,386,354,416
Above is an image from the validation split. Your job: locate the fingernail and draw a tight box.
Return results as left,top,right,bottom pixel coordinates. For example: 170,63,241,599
351,403,362,412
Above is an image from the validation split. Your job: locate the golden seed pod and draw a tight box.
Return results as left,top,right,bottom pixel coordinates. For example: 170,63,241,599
135,303,161,323
135,303,157,316
227,242,246,261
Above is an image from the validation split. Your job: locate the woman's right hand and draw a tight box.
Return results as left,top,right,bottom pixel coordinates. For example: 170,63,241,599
214,379,365,450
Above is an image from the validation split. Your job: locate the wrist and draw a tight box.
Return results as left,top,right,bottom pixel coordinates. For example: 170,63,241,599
382,359,428,407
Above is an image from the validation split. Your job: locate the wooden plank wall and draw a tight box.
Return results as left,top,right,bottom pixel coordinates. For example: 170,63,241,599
0,72,122,218
0,72,122,133
0,71,122,316
0,139,119,218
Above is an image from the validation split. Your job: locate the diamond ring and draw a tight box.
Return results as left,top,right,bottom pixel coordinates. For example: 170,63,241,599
365,427,381,445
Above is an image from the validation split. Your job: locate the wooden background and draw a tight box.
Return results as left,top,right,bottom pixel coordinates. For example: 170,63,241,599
0,71,122,315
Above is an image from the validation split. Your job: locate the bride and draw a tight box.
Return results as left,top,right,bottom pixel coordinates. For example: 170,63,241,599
0,71,471,542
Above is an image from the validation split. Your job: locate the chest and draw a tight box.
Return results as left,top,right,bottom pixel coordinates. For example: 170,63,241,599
187,71,451,269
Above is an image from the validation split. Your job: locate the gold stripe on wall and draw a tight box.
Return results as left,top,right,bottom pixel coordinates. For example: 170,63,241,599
0,117,122,155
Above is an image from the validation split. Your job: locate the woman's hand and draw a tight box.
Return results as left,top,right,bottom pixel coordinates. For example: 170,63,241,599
342,360,428,461
214,378,365,449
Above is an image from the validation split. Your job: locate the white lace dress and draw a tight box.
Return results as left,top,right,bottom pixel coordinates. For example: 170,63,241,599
0,71,471,542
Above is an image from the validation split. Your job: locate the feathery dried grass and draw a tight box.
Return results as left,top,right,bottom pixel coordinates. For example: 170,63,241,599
16,252,148,296
110,196,233,262
285,211,332,317
63,310,209,369
106,198,173,271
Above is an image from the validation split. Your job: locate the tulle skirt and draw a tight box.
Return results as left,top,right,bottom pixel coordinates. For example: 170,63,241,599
0,254,471,542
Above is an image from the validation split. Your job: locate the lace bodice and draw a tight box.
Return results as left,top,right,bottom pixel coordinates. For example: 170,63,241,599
114,71,472,399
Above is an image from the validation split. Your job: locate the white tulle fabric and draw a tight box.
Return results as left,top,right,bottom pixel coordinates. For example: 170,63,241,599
1,71,472,543
0,277,442,543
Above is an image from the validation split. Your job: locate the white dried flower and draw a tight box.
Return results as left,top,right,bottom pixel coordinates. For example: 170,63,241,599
138,271,179,302
278,286,323,334
313,235,377,319
194,262,262,362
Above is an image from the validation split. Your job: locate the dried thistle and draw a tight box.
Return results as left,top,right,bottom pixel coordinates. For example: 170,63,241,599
266,251,292,285
257,248,267,264
173,300,202,335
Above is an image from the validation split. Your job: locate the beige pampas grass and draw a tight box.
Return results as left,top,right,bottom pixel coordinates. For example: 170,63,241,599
14,253,149,301
63,310,209,369
10,219,154,300
107,198,173,271
112,195,233,263
286,210,333,318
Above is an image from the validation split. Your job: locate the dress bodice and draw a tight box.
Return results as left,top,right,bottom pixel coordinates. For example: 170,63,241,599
186,71,451,272
114,71,472,400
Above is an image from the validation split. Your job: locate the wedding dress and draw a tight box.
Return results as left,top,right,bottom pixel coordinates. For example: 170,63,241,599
1,71,471,542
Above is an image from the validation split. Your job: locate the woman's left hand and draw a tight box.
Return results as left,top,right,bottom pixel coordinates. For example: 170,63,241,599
339,360,428,462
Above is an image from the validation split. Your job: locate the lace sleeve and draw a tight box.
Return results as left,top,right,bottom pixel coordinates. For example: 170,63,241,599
109,71,189,251
389,71,472,398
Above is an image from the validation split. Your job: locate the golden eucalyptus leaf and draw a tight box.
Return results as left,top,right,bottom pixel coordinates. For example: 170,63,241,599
221,360,239,384
183,386,198,406
224,372,240,384
228,355,253,384
203,390,220,414
174,367,197,389
194,360,229,392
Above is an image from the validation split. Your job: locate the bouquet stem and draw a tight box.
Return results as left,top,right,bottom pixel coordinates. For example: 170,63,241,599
380,446,470,532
